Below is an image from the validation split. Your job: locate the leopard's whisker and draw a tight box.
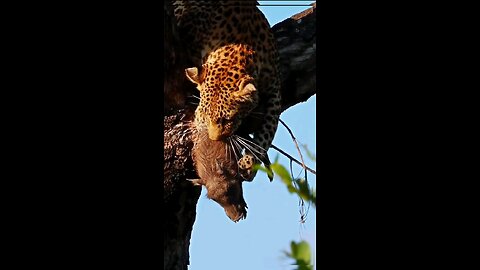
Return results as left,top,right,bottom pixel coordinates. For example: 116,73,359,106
225,137,228,159
227,138,240,174
234,136,261,162
233,135,263,157
227,137,233,162
231,137,244,158
235,135,267,153
229,137,240,161
230,137,246,175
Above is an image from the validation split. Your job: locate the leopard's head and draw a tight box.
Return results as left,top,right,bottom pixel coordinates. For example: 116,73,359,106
186,44,258,141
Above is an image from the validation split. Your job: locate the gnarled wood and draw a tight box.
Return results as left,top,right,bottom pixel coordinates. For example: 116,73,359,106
274,2,317,112
163,2,201,270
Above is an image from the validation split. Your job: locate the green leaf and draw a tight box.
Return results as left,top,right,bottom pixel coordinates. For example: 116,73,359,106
270,163,292,185
290,241,299,257
310,189,316,208
296,179,311,201
253,164,267,173
297,265,312,270
254,164,274,179
288,241,313,270
295,241,311,264
287,185,297,194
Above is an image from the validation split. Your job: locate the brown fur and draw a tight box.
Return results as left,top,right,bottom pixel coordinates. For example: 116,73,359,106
191,130,247,222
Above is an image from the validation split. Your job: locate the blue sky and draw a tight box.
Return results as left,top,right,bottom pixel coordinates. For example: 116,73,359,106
189,2,316,270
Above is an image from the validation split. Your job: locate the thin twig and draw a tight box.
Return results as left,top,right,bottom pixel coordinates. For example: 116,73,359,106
278,118,311,180
270,144,316,175
289,159,294,181
276,118,314,224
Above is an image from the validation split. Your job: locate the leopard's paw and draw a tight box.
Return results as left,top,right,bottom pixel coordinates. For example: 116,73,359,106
238,154,257,181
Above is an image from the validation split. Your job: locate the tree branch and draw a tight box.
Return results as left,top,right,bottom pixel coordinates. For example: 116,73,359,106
270,144,317,175
272,2,317,112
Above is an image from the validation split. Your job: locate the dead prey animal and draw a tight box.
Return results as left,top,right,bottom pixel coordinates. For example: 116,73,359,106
190,131,248,222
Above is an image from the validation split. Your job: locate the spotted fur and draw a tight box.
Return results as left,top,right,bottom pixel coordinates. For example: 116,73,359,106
173,0,281,181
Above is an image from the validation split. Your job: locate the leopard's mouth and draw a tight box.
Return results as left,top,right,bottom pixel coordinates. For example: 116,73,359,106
207,126,235,141
208,132,228,141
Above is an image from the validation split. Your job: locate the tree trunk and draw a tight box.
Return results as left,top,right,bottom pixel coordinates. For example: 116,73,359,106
163,2,316,269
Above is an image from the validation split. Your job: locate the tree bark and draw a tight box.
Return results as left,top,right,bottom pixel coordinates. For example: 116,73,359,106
163,2,316,269
274,2,317,112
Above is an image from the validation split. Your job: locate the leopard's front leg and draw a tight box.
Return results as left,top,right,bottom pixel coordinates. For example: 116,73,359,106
238,90,281,181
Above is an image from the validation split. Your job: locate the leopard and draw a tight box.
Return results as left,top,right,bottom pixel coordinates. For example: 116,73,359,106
172,0,281,181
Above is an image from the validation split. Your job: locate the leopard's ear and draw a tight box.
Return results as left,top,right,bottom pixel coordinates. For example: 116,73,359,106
185,67,200,84
235,82,257,98
186,65,208,87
